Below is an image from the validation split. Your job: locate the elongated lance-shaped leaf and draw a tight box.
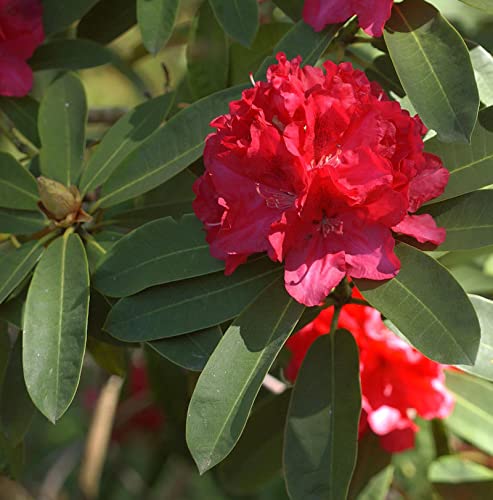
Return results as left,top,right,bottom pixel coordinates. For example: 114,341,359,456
93,215,224,297
272,0,303,21
147,326,222,372
0,153,39,211
423,190,493,250
384,0,479,143
95,84,247,209
0,240,45,304
256,20,341,77
284,330,361,500
209,0,259,47
456,295,493,382
137,0,180,55
104,257,282,342
470,45,493,107
458,0,493,13
42,0,99,35
39,72,87,186
425,106,493,203
0,96,40,147
186,278,304,474
0,208,47,235
79,93,174,196
445,370,493,456
23,233,90,423
355,243,480,365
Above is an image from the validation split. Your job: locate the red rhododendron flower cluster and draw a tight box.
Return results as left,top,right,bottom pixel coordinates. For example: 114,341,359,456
303,0,394,37
285,293,454,452
193,54,448,306
0,0,44,97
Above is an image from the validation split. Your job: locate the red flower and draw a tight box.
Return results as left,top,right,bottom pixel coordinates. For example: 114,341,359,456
0,0,44,97
193,54,448,306
303,0,394,37
285,294,454,452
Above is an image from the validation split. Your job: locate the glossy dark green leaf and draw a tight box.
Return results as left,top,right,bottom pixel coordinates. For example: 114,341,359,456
23,233,90,423
0,240,44,305
0,208,47,235
348,433,392,500
187,1,229,99
458,0,493,13
93,215,224,297
423,190,493,250
137,0,179,55
104,257,281,342
272,0,303,20
29,39,112,71
39,73,87,186
470,45,493,107
77,0,137,45
110,201,192,227
256,20,341,77
217,391,291,494
284,330,361,500
0,96,40,147
87,337,126,377
458,295,493,381
356,243,480,365
0,153,39,211
187,278,304,474
79,93,174,196
209,0,259,47
425,107,493,202
95,85,246,208
0,294,25,330
384,0,479,143
42,0,99,35
0,336,36,445
147,326,222,372
445,370,493,455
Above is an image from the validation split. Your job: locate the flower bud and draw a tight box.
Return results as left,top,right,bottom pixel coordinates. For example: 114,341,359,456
37,177,81,221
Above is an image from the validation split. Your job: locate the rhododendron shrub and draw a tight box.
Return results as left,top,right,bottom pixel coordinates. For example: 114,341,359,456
0,0,44,96
286,293,454,452
0,1,491,498
193,53,449,306
303,0,394,37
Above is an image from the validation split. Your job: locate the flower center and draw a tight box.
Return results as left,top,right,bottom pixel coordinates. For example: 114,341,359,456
256,183,296,210
313,212,344,237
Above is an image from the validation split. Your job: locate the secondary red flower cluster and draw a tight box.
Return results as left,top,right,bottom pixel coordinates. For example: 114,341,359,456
285,293,454,452
194,54,448,306
0,0,44,97
303,0,394,37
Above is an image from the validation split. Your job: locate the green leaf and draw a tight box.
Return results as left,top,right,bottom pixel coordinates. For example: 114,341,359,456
87,337,126,377
383,0,479,143
77,0,137,45
445,370,493,456
470,45,493,107
79,93,174,196
85,231,122,274
0,208,47,235
425,106,493,202
0,240,45,305
39,73,87,186
147,326,222,372
93,215,224,297
186,278,304,474
23,233,90,423
104,257,281,342
423,190,493,250
209,0,259,47
0,96,40,147
458,0,493,13
0,293,25,330
42,0,100,35
458,295,493,382
0,321,10,387
348,433,392,500
0,153,39,211
357,466,394,500
187,1,229,100
29,39,113,71
256,20,341,78
137,0,180,55
217,391,291,494
272,0,303,20
355,243,480,365
110,201,192,227
429,455,493,483
95,85,246,208
0,336,36,445
284,330,361,500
